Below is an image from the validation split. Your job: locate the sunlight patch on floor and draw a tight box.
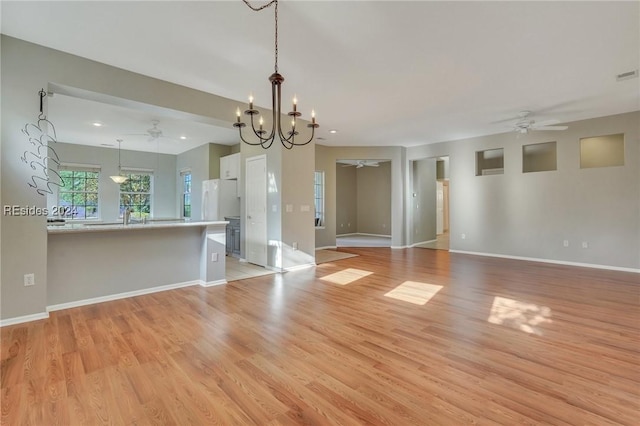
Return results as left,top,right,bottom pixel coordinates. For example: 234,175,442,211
320,268,373,285
488,296,553,335
384,281,443,305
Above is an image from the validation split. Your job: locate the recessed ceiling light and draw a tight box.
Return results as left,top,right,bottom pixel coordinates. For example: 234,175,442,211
92,122,103,127
180,136,187,140
329,129,338,134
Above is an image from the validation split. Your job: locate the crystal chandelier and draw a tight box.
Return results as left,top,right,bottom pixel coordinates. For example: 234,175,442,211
233,0,319,149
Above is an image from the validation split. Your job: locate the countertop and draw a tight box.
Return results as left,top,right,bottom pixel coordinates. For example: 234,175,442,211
47,220,229,234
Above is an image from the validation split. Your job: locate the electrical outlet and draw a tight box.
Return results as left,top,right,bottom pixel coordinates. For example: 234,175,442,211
292,242,298,250
563,240,569,247
211,253,218,262
461,233,466,240
24,273,35,287
582,242,588,249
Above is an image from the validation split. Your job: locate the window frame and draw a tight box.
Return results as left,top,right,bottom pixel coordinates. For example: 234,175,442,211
119,169,154,220
180,169,192,219
56,164,101,220
314,171,325,228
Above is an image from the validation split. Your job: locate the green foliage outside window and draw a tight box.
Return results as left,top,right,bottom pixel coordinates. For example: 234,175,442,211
58,170,99,219
120,173,152,219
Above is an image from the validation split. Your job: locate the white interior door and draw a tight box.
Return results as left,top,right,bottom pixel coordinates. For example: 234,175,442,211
245,155,267,266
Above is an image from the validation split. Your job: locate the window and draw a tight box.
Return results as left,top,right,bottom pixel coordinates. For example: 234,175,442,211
314,171,325,227
580,133,624,168
523,141,557,173
58,166,100,219
119,171,152,220
181,170,192,218
476,148,504,176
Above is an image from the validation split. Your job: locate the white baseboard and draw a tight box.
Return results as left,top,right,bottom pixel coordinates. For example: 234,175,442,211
316,245,337,250
285,263,315,272
200,279,227,287
391,245,408,249
46,280,201,313
336,232,392,238
410,239,436,247
0,311,49,327
449,250,640,273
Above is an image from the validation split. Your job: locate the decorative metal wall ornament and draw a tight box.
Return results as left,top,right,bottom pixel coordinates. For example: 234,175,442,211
233,0,319,149
20,89,65,196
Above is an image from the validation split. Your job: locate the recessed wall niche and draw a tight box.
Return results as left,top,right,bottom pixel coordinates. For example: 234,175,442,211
523,141,557,173
580,133,624,168
476,148,504,176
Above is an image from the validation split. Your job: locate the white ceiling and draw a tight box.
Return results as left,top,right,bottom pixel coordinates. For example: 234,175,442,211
2,1,639,152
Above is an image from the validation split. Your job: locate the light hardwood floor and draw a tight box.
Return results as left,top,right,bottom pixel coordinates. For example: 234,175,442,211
1,248,638,425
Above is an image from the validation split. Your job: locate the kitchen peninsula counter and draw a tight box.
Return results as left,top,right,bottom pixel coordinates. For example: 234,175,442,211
47,220,228,310
47,220,228,234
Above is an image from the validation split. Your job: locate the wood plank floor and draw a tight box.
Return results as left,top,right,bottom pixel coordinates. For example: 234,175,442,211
2,248,639,425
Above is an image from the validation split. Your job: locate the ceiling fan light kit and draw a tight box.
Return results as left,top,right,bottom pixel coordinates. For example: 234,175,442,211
233,0,319,150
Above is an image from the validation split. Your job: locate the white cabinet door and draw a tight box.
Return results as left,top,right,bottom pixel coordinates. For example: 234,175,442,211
220,153,240,180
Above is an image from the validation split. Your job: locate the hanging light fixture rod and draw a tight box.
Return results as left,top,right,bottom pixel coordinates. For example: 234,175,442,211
110,139,129,184
233,0,319,149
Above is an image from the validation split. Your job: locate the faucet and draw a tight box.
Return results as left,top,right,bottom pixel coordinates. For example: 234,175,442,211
123,208,131,225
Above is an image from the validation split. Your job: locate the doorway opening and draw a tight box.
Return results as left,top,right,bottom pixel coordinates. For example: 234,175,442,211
335,159,392,247
411,156,450,251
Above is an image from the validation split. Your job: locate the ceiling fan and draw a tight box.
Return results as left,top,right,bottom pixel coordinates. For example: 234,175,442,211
125,119,169,141
339,160,380,168
510,111,568,134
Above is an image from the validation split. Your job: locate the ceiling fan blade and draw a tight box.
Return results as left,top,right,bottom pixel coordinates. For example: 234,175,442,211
532,119,560,127
533,126,568,131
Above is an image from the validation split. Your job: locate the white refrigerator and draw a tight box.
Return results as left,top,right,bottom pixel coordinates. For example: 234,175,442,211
202,179,240,221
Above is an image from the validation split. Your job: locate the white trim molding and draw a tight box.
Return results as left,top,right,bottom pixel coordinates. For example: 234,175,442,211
46,280,200,312
285,263,315,272
409,239,437,247
449,250,640,274
316,245,338,250
200,279,227,287
0,311,49,327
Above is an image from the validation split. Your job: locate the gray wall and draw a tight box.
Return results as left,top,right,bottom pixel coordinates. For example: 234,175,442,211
48,227,203,305
411,158,437,245
177,143,210,221
209,143,233,179
336,165,357,235
356,162,392,235
52,143,177,222
1,35,250,320
239,138,315,270
315,145,406,248
408,111,640,269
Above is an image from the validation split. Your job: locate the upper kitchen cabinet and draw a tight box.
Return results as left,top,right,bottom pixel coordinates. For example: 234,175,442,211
220,152,240,180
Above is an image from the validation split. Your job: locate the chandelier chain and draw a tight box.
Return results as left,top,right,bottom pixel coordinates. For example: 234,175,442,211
235,0,318,149
242,0,279,73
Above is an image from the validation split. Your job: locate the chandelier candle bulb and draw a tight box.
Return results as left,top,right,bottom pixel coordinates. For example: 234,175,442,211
293,95,297,112
249,94,254,110
311,110,316,124
259,117,264,131
236,108,241,122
